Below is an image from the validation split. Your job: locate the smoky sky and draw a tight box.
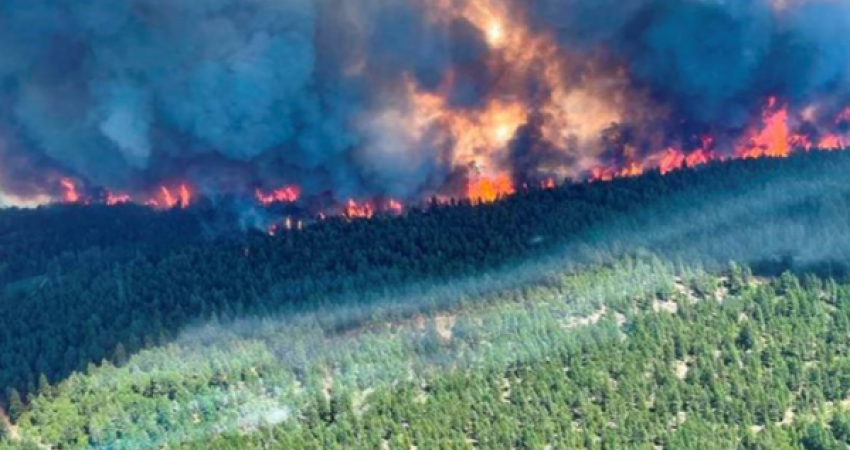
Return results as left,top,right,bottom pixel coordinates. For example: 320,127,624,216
0,0,849,204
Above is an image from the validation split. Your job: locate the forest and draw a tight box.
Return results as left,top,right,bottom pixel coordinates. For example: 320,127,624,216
4,150,850,448
7,256,850,449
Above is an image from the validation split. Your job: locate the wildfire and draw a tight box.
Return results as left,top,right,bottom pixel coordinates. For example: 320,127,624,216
738,97,794,159
407,1,850,191
151,184,192,209
486,20,506,47
338,198,406,219
659,149,687,175
60,178,80,203
387,199,404,215
267,217,304,235
818,134,844,150
22,1,850,219
106,192,131,205
255,186,300,205
468,173,515,203
403,79,528,177
586,97,850,181
732,98,849,159
657,146,715,175
344,199,375,219
402,0,633,191
815,108,850,150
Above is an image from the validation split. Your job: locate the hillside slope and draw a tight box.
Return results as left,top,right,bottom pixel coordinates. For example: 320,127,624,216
4,151,850,449
5,258,850,449
3,151,850,398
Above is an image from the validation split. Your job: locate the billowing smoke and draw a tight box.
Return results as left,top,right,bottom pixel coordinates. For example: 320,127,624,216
1,0,850,207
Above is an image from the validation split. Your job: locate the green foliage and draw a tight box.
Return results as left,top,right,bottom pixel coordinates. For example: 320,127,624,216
5,259,850,450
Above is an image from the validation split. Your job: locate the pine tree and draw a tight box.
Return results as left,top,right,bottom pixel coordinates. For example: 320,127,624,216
36,374,51,398
7,389,24,422
114,343,128,366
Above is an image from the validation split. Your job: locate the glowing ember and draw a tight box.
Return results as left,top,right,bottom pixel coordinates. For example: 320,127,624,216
267,218,304,235
387,199,404,215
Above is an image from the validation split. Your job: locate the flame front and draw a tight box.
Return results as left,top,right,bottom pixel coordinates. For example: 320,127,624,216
106,192,131,206
378,0,850,196
255,186,301,206
145,185,192,209
60,179,80,204
5,0,850,213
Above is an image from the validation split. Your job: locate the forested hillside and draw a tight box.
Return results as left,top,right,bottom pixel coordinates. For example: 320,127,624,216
4,150,850,449
6,257,850,449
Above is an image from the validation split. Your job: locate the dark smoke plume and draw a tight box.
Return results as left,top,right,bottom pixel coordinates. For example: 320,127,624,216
0,0,849,206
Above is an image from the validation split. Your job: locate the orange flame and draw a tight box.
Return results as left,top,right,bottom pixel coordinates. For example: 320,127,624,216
686,148,714,167
659,149,686,175
156,184,192,209
60,178,80,203
468,173,515,203
818,134,844,150
387,199,404,215
106,192,131,205
255,186,300,205
737,97,796,159
344,199,375,219
584,97,850,182
657,146,715,175
180,185,191,207
160,186,175,208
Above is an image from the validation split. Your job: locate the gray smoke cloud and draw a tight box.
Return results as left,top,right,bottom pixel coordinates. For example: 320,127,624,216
0,0,460,201
0,0,849,204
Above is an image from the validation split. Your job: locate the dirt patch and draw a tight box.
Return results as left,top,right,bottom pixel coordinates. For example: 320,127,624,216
0,405,19,441
434,314,456,341
779,408,795,426
673,360,689,380
564,305,608,329
500,377,511,403
653,300,678,314
322,370,334,402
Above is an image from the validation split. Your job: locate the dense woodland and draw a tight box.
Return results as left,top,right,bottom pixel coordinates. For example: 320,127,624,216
4,150,850,448
6,257,850,449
